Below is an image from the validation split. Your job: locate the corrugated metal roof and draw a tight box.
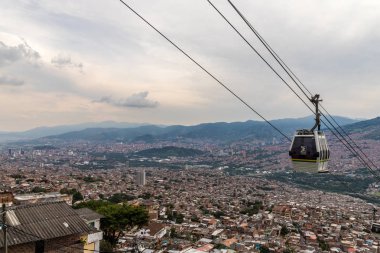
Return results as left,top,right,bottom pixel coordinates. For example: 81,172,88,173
74,208,104,222
0,201,94,247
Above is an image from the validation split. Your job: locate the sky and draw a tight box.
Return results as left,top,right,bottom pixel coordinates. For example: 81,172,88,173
0,0,379,131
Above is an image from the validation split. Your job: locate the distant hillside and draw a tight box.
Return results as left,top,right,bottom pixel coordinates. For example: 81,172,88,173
0,121,149,142
135,146,204,158
42,121,277,143
38,115,360,144
45,125,168,142
344,117,380,140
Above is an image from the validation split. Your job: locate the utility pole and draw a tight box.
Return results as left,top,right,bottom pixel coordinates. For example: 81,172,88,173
2,203,7,253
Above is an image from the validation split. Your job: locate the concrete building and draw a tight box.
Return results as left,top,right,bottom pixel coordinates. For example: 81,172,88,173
136,169,146,186
75,208,104,253
0,192,14,206
13,192,72,206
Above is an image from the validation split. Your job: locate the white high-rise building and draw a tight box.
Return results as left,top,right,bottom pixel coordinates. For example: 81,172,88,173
136,169,146,186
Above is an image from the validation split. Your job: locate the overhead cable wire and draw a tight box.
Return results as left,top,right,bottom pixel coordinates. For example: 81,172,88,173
228,0,379,172
224,0,312,100
204,1,370,174
118,0,291,142
219,0,380,181
207,0,380,181
319,118,380,181
205,0,315,116
225,0,380,173
116,0,380,193
323,111,380,171
224,0,380,173
116,0,345,193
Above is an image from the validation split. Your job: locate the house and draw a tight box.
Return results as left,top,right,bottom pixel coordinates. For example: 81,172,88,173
0,192,14,206
13,192,72,206
75,207,104,253
136,222,167,240
0,201,102,253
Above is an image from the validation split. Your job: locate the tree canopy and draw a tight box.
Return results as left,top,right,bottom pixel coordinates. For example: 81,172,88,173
75,200,149,245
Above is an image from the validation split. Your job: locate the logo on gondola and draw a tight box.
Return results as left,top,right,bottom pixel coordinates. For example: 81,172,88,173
300,145,307,155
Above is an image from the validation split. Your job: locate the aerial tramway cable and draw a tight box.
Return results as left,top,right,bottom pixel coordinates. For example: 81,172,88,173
207,0,380,180
115,2,372,207
116,0,380,195
225,0,380,174
224,0,380,178
224,0,379,173
206,0,332,173
118,0,291,142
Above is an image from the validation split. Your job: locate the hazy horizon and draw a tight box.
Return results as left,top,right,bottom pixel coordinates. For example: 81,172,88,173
0,114,367,133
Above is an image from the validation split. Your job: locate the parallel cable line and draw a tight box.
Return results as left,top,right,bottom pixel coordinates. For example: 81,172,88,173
227,0,379,173
118,0,291,142
116,0,380,196
224,0,380,174
227,0,379,172
323,110,380,170
207,0,380,181
205,0,314,117
320,117,380,181
224,0,312,100
116,0,342,196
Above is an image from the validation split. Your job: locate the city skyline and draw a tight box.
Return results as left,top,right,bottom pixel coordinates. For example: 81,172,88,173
1,1,380,131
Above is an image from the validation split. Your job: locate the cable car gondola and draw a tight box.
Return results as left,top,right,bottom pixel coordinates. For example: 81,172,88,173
289,95,330,173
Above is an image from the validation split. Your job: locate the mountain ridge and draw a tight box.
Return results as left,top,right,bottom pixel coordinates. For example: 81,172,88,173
34,115,361,144
0,121,150,142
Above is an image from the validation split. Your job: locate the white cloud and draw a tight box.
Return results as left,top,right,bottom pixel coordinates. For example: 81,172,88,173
0,40,40,66
51,54,83,71
94,91,159,109
0,75,24,86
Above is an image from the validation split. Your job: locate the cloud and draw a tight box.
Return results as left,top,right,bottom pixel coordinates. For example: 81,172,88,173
0,40,40,66
94,91,159,108
0,75,24,86
51,54,83,71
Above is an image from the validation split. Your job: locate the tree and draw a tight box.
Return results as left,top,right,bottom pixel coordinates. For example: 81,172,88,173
190,215,200,222
31,187,46,193
100,240,114,253
138,192,152,199
240,201,263,216
60,188,77,195
60,188,83,204
214,243,228,249
75,200,148,245
280,225,289,236
176,213,184,224
260,246,270,253
318,238,330,251
108,193,135,203
283,248,295,253
72,191,84,204
75,200,109,210
213,210,225,219
169,227,177,238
